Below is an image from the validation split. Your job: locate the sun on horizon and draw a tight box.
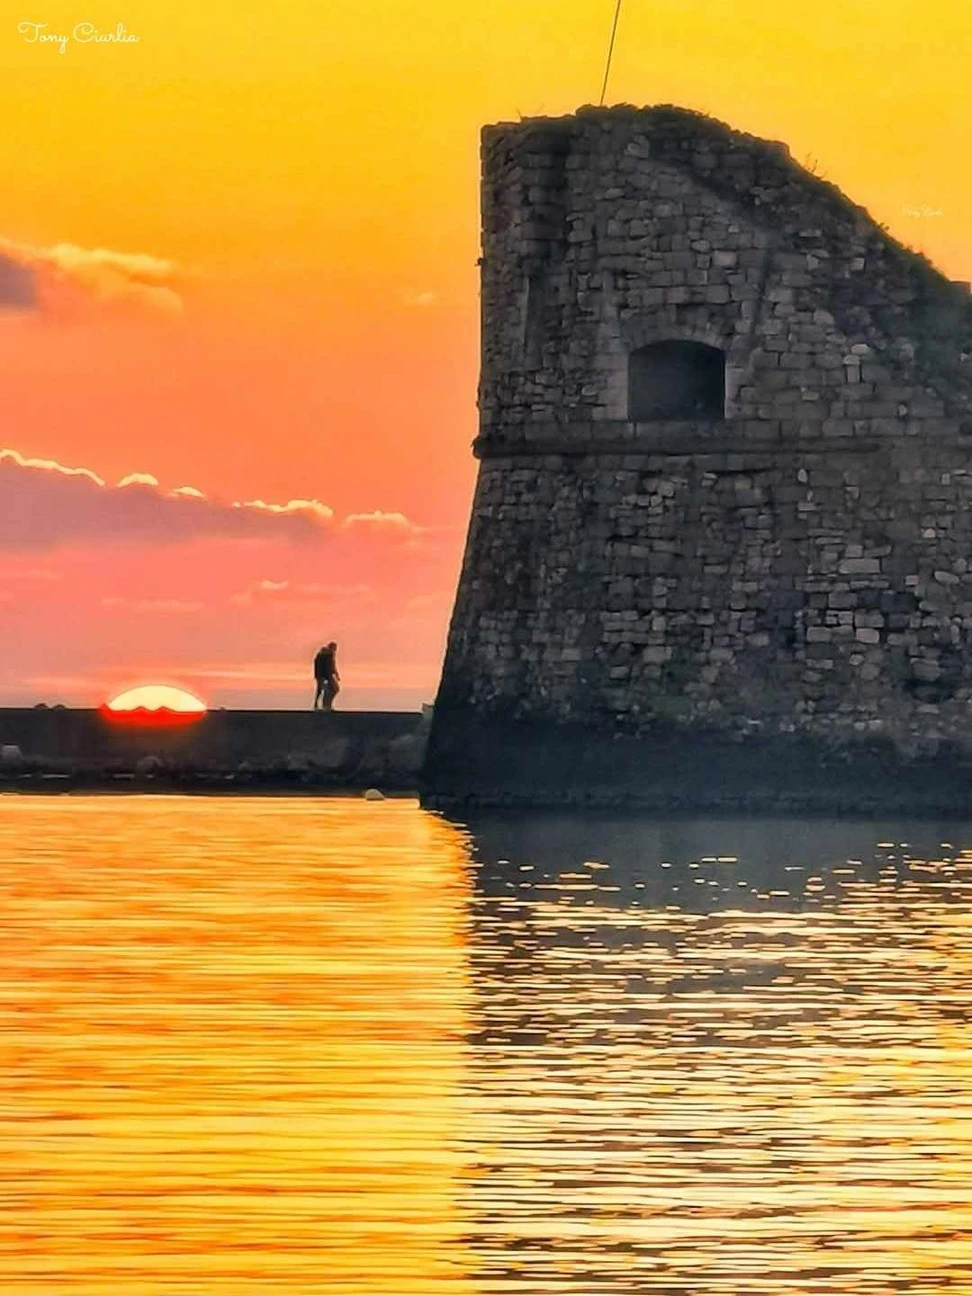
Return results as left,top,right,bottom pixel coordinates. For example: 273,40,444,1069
102,685,208,724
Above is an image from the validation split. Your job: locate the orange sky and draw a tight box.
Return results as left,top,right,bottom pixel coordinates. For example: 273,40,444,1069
0,0,969,707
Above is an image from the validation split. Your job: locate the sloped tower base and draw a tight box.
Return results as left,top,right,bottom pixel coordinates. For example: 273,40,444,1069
422,713,972,815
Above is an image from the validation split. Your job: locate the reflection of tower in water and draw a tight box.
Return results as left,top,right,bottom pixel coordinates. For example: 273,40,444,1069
457,814,972,1293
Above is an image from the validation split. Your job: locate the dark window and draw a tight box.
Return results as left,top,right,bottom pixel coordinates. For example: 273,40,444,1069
628,340,725,420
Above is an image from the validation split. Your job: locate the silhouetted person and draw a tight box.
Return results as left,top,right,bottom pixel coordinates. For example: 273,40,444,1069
313,642,340,710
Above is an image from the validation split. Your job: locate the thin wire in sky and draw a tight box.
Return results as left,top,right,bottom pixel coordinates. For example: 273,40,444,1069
598,0,623,106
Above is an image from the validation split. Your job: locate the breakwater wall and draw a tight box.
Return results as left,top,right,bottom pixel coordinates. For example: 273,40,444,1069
0,709,428,791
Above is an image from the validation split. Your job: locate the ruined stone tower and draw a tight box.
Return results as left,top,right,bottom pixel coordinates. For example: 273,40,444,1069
422,105,972,811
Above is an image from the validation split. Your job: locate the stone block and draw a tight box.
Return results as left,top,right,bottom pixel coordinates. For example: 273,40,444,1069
839,557,881,575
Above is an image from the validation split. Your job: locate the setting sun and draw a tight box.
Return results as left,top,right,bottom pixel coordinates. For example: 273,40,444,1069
102,685,208,724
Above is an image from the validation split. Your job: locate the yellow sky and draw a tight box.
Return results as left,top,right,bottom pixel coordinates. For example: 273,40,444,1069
3,0,969,286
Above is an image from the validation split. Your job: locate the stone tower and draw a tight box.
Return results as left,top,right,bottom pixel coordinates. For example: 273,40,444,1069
422,105,972,811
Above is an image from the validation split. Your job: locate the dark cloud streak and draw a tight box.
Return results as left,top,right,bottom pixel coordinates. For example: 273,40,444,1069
0,254,36,309
0,451,331,550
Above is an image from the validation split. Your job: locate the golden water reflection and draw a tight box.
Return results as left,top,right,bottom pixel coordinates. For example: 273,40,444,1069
464,816,972,1294
2,799,972,1293
0,798,474,1296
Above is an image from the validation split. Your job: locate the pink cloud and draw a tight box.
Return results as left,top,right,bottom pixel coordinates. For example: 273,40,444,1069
0,237,184,316
0,446,103,484
341,510,421,536
234,497,334,524
230,578,375,606
3,566,62,583
0,446,416,550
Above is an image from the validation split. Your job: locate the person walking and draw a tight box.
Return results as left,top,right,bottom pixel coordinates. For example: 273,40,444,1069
313,642,341,710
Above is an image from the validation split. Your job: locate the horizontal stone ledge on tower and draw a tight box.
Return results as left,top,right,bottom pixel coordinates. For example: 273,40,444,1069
473,418,902,453
473,428,881,459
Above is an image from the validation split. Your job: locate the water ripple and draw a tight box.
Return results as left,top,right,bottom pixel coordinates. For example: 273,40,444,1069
1,798,971,1293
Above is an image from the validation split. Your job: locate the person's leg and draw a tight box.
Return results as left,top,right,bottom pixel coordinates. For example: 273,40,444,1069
313,682,322,709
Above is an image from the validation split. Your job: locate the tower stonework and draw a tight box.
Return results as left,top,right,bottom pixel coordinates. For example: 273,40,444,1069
422,105,972,811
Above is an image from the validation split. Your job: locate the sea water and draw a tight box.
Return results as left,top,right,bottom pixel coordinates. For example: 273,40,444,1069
1,796,971,1294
